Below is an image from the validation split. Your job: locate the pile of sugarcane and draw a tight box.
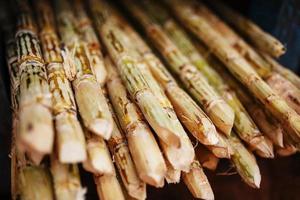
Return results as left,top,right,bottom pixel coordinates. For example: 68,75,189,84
6,0,300,199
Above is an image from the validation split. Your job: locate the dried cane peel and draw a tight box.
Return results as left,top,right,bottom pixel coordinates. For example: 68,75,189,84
182,160,214,200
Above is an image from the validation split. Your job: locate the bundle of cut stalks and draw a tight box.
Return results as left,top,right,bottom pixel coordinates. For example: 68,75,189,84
6,0,300,199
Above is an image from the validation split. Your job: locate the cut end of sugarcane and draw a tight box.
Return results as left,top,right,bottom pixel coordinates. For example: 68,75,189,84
59,142,87,163
251,136,274,158
140,173,165,188
159,127,181,148
88,118,113,140
183,161,214,200
19,104,54,154
208,145,231,159
207,100,235,136
166,148,195,172
82,155,115,175
249,172,261,189
273,130,284,148
127,183,147,200
276,144,297,157
165,169,181,184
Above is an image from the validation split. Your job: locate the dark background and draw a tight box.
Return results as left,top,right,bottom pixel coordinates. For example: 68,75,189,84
0,0,300,199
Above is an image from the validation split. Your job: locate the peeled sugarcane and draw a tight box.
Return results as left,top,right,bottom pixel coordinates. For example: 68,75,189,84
54,0,113,139
195,145,219,171
124,0,234,136
209,0,285,58
105,56,167,187
94,173,125,200
15,0,54,156
262,53,300,90
118,19,232,160
197,3,300,118
72,0,107,85
199,44,284,148
35,0,86,163
167,0,300,145
90,0,195,173
182,160,214,200
50,154,86,200
82,129,115,175
146,1,272,158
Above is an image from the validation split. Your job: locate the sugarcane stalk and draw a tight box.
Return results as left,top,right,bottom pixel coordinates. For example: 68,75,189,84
35,0,87,163
106,106,147,200
116,17,229,160
262,53,300,90
197,3,300,118
202,49,284,147
19,166,54,200
54,0,113,139
51,154,86,200
182,160,214,200
209,0,285,58
101,84,146,199
195,145,219,171
105,56,166,187
124,0,234,136
167,0,300,144
15,0,54,155
94,174,125,200
227,132,261,188
152,2,273,158
82,129,115,175
73,0,107,85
